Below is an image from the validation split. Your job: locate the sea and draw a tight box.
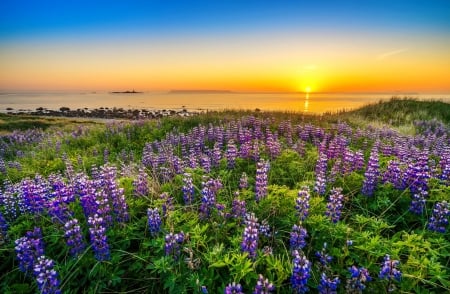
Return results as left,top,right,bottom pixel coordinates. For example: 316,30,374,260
1,92,449,115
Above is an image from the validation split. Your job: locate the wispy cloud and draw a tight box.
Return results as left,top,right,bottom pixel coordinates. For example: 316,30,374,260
377,48,408,60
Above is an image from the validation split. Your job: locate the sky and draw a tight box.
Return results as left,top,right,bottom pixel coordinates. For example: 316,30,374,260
1,0,449,93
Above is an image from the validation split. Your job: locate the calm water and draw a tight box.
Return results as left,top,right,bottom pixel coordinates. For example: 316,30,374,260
1,92,449,114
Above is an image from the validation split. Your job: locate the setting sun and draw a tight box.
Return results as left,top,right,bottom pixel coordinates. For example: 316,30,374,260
305,86,311,93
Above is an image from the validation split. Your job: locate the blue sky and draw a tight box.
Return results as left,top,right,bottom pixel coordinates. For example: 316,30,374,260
1,1,449,40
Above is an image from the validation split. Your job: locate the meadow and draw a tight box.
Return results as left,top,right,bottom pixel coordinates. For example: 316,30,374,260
0,98,449,293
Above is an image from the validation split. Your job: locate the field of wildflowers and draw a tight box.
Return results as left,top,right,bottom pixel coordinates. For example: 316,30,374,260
0,99,449,293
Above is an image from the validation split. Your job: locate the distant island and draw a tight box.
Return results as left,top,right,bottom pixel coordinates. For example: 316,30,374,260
110,90,142,94
169,89,233,94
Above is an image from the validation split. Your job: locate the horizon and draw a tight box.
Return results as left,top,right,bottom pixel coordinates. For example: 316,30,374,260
1,1,450,94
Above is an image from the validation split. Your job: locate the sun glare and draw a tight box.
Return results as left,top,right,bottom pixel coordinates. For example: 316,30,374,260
305,86,311,93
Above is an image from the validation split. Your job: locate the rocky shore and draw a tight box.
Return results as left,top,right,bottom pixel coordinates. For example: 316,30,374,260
5,106,199,119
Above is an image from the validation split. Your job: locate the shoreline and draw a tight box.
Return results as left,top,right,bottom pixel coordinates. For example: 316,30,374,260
3,106,200,120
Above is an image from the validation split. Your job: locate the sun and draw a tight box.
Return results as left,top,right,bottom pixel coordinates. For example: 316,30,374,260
305,86,311,93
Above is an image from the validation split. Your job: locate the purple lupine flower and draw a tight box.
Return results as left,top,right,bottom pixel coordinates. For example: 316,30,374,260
0,212,8,244
314,152,328,195
295,187,310,221
0,180,21,221
239,141,252,159
231,197,247,220
226,140,238,169
346,266,371,293
325,187,344,223
200,154,211,173
87,214,110,261
362,145,379,196
403,150,430,196
291,250,311,293
147,208,162,236
428,201,450,233
252,140,260,162
21,178,46,214
15,227,45,274
439,147,450,182
241,213,259,260
46,197,72,226
290,224,308,251
379,254,401,292
316,243,333,268
239,172,249,190
133,167,149,197
224,282,244,294
164,231,185,259
160,192,174,217
211,142,222,167
63,218,86,257
266,132,281,159
318,273,340,294
99,165,129,223
33,256,61,294
259,220,271,238
74,173,98,218
354,150,365,171
410,187,428,214
254,274,275,294
329,159,343,184
182,173,195,205
383,160,404,189
255,160,269,201
199,177,222,220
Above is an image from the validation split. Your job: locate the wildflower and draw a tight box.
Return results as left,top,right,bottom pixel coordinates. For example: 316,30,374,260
316,243,333,268
182,173,195,205
383,160,404,189
295,187,310,221
325,187,344,223
428,201,450,233
255,160,269,201
133,167,149,196
290,224,308,251
199,177,222,219
231,198,247,220
147,208,162,236
314,152,328,195
346,266,371,293
15,227,45,274
160,192,174,217
33,256,61,294
291,250,311,293
87,214,110,261
362,145,379,196
254,274,275,294
318,272,340,294
63,219,86,257
165,231,185,259
241,213,259,260
239,172,249,190
226,140,238,169
0,212,8,244
379,254,401,292
259,220,271,238
200,154,211,173
224,282,244,294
